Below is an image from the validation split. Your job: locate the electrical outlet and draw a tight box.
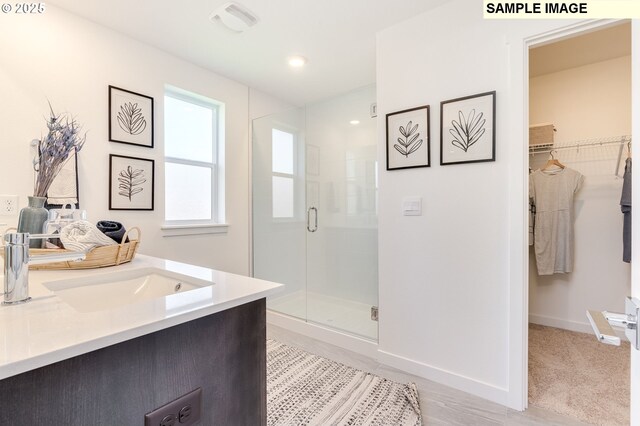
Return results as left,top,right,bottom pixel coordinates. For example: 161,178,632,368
145,388,202,426
0,195,19,216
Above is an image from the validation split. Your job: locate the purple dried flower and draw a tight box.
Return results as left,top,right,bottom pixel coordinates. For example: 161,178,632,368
33,102,87,197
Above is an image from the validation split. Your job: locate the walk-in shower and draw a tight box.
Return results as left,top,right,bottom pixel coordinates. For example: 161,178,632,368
252,85,378,340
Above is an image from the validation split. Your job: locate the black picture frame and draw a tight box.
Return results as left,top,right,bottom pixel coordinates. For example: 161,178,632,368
109,154,155,211
386,105,431,170
440,91,496,165
109,85,154,148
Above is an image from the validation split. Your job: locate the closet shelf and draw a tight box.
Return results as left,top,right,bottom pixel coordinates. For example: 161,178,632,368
528,135,631,155
528,142,554,154
528,135,632,177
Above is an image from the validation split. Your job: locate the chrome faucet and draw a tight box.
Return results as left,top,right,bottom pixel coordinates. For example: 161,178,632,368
3,233,86,305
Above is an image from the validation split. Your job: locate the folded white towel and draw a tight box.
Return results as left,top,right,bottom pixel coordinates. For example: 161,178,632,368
59,220,118,252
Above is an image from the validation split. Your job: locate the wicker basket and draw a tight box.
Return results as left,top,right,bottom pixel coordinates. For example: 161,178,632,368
29,227,141,270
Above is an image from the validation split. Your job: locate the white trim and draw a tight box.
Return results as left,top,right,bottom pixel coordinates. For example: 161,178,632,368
163,86,223,225
268,309,509,406
630,20,640,425
529,314,630,341
523,19,625,47
266,310,379,358
161,223,228,237
529,314,593,334
376,350,509,406
248,89,254,277
507,26,529,410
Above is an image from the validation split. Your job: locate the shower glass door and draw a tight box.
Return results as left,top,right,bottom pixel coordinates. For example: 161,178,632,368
252,107,307,320
252,85,378,340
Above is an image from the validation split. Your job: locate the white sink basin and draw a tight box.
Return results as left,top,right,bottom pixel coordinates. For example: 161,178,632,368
42,267,214,313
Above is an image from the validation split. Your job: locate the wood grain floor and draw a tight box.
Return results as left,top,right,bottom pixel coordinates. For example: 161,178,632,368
268,325,588,425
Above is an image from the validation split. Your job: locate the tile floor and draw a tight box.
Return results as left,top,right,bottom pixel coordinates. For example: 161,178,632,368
267,324,588,425
268,292,378,340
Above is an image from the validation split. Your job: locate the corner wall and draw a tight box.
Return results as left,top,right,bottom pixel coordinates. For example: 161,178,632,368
0,6,292,275
376,0,584,407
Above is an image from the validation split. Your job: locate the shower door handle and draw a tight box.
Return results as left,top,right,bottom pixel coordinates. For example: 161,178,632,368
307,207,318,232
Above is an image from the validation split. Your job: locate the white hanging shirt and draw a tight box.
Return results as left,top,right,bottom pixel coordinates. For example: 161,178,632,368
529,167,584,275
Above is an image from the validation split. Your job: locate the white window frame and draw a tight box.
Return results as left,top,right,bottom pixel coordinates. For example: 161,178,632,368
162,87,227,236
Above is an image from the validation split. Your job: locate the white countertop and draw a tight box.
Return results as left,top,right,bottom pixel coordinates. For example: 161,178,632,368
0,255,283,380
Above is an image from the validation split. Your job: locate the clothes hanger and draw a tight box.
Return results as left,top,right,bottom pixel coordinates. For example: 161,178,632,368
626,140,632,159
542,150,565,171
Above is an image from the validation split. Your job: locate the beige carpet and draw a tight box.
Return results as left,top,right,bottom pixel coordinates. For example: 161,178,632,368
528,324,629,425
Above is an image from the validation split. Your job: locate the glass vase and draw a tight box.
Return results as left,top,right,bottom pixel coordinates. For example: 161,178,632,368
17,196,48,248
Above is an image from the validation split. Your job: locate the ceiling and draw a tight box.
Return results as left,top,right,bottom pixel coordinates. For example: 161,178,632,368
529,22,631,78
48,0,451,106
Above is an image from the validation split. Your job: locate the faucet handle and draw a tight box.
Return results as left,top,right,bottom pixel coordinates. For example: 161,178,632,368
4,232,29,245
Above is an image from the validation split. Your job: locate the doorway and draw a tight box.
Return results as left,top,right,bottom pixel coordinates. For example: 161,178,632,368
526,22,631,424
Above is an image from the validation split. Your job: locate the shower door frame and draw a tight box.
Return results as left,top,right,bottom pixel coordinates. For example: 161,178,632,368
250,101,380,357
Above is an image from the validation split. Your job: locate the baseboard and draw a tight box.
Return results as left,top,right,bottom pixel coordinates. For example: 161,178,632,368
266,310,379,358
376,350,509,407
529,314,593,334
269,310,512,408
529,313,629,341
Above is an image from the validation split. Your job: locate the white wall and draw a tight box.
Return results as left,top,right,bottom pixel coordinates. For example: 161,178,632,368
529,56,631,334
376,0,587,407
249,88,295,122
0,6,291,275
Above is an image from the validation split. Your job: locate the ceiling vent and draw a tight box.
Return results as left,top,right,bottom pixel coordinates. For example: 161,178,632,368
210,2,259,33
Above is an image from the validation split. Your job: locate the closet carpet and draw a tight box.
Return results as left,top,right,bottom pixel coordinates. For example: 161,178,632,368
528,324,629,425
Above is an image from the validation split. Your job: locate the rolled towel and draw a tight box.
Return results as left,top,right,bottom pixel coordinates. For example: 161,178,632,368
59,220,118,252
96,220,127,243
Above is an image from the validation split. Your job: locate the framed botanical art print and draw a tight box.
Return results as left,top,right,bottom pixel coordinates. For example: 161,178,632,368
109,154,154,211
109,85,154,148
440,91,495,165
386,105,430,170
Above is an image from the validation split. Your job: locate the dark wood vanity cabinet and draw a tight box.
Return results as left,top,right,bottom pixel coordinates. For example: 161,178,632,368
0,298,267,425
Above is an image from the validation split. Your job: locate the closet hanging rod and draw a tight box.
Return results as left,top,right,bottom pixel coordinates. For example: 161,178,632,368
529,136,631,155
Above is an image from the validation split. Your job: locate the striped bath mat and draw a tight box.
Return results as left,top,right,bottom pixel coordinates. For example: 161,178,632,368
267,339,422,426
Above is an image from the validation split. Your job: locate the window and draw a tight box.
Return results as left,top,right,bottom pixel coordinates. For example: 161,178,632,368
164,87,224,232
272,129,295,218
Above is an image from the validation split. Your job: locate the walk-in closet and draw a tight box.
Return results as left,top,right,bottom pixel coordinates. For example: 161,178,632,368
527,22,631,425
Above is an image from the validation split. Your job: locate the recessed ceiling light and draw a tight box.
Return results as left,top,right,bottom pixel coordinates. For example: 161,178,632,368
288,55,307,68
350,120,360,125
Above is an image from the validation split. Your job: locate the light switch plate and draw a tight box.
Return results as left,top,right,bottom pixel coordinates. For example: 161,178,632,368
402,197,422,216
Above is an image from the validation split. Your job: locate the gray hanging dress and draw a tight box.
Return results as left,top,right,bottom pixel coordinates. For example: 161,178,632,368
529,167,584,275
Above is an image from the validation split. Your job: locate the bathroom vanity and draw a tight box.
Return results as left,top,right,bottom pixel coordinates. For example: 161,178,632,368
0,255,282,425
